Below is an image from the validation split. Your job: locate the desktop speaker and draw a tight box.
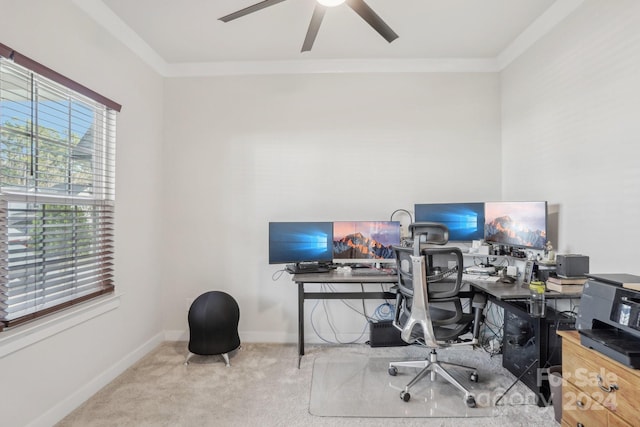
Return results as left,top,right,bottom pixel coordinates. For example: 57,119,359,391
368,320,408,347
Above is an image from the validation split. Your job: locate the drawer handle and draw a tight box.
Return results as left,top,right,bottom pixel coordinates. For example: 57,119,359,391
597,374,619,393
576,399,586,409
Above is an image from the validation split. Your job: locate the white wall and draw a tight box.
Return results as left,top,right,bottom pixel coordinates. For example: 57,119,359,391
0,1,164,426
162,73,502,342
501,0,640,274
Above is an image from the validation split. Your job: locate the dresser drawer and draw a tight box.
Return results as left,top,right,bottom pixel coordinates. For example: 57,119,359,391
562,381,608,427
561,332,640,427
608,411,632,427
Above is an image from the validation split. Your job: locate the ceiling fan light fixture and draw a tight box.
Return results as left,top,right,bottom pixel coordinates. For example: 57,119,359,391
220,0,398,52
317,0,346,7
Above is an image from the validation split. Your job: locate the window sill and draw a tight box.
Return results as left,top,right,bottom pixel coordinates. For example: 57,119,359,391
0,293,121,359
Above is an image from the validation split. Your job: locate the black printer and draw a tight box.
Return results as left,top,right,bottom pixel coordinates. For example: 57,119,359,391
576,274,640,368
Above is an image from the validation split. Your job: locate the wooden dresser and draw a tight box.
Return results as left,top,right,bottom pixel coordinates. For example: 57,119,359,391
558,330,640,427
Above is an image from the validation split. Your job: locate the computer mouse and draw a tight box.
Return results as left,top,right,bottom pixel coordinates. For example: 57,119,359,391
500,276,515,284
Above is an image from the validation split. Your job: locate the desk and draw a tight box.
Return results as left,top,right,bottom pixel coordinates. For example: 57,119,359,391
291,271,397,367
290,273,578,369
469,280,579,406
469,280,580,300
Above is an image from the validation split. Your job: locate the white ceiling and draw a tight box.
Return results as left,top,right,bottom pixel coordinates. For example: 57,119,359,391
74,0,584,76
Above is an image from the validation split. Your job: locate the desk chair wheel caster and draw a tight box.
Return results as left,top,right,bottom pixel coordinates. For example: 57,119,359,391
465,395,477,408
469,371,479,382
400,390,411,402
388,366,398,376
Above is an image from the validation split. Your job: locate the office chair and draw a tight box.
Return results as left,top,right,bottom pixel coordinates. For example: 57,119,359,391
388,224,486,407
185,291,241,366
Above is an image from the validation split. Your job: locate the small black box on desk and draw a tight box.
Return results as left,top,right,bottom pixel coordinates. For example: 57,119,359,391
368,320,408,347
556,254,589,278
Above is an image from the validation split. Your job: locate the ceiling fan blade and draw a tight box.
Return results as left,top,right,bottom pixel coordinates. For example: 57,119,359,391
301,5,326,52
219,0,289,23
346,0,398,43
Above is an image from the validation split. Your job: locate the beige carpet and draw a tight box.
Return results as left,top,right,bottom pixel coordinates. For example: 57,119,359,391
57,342,557,427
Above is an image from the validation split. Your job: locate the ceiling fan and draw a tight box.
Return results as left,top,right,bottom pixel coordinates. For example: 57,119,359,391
219,0,398,52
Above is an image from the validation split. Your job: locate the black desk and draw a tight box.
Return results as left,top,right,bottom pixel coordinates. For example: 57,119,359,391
469,280,579,406
470,280,581,300
290,273,579,369
291,270,397,367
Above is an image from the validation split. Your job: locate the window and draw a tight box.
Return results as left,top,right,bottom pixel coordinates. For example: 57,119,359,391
0,43,121,330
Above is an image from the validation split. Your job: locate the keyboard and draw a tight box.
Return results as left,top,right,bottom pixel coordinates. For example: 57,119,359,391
462,273,500,282
350,269,392,277
466,266,496,274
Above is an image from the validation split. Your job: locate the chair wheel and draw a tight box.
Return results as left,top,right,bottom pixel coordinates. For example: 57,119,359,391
388,366,398,376
400,391,411,402
470,371,479,382
466,396,477,408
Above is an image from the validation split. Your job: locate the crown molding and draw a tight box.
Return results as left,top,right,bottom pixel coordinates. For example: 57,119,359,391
164,58,500,77
74,0,584,77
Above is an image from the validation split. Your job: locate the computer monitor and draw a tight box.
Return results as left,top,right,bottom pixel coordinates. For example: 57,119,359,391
268,222,334,265
414,202,485,241
484,201,547,249
332,221,401,264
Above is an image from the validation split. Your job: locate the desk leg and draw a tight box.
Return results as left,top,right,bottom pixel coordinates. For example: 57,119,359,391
298,281,304,369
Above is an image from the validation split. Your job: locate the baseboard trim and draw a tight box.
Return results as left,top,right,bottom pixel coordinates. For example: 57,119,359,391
164,329,188,341
30,332,164,427
164,329,367,344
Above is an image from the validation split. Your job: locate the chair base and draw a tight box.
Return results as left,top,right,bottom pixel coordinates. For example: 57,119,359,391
388,349,478,407
184,351,231,367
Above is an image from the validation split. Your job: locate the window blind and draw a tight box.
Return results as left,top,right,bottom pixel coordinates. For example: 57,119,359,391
0,49,118,329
